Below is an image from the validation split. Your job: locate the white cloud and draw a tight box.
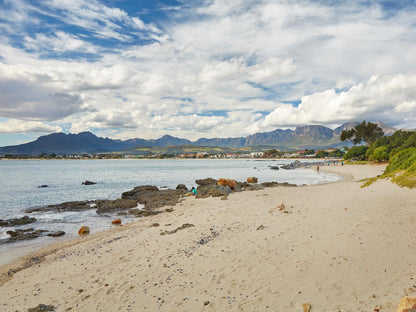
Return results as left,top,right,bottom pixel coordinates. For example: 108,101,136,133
24,32,97,54
0,119,62,133
261,74,416,129
0,0,416,142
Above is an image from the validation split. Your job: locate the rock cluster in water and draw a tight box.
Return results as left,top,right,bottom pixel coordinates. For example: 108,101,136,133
4,176,297,243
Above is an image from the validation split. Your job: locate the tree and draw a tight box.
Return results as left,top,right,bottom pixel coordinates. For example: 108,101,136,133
340,121,384,146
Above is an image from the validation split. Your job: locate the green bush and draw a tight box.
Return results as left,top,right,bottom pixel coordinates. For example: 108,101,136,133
343,145,368,160
368,146,389,162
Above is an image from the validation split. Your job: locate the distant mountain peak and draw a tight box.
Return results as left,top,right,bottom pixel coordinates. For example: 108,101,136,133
0,121,399,155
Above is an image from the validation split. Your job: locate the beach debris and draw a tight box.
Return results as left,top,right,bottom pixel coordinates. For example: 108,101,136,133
47,231,65,237
204,301,210,306
96,199,137,214
396,297,416,312
257,225,265,231
247,177,258,183
150,223,160,227
78,226,90,236
165,208,174,212
82,180,96,185
278,204,286,211
269,166,280,170
302,302,311,312
0,216,37,227
111,219,122,225
28,303,56,312
160,223,194,235
217,178,237,189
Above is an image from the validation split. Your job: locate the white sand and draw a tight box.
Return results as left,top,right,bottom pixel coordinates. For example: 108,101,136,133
1,164,415,312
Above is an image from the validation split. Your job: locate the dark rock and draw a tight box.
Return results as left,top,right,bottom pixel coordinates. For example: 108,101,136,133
0,216,37,227
195,178,217,186
269,166,280,170
82,180,96,185
122,185,187,209
196,184,230,198
6,228,48,242
28,304,56,312
95,199,137,214
280,160,302,170
261,181,297,187
176,184,188,191
47,231,65,237
37,185,48,188
25,201,95,213
122,185,159,199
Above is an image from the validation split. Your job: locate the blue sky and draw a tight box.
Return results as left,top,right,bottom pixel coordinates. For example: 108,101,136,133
0,0,416,146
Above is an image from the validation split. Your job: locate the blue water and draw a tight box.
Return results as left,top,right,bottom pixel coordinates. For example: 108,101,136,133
0,159,341,265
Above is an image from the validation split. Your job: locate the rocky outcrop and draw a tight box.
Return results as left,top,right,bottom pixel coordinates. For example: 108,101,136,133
246,177,258,183
25,201,95,213
280,160,302,170
195,178,217,186
196,184,231,198
217,178,237,189
95,199,137,214
236,182,264,191
0,216,37,227
122,185,187,209
47,231,65,237
6,228,48,242
176,184,188,191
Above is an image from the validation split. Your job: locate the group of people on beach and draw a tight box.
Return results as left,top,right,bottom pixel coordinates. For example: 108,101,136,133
317,160,343,173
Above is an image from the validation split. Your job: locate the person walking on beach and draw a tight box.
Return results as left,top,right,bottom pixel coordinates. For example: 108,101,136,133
317,165,320,174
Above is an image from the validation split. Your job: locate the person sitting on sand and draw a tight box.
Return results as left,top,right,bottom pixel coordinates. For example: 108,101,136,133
191,187,197,196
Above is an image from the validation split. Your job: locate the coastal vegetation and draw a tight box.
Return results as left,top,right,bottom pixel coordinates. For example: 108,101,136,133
342,123,416,188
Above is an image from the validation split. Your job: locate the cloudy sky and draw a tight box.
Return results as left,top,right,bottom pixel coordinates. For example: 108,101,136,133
0,0,416,146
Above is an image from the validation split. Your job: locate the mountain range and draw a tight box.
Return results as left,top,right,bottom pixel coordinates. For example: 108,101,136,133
0,121,397,155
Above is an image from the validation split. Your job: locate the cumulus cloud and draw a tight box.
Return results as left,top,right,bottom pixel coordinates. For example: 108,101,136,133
0,0,416,142
0,119,62,133
261,74,416,129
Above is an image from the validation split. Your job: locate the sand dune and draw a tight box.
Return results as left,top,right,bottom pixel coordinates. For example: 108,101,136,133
1,164,415,311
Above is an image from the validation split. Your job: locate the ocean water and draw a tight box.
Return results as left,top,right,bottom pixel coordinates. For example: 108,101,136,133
0,158,341,265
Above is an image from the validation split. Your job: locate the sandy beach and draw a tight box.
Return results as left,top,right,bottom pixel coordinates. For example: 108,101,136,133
1,164,415,311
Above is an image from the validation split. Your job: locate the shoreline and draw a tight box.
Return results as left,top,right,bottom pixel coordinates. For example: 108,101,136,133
2,163,415,311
